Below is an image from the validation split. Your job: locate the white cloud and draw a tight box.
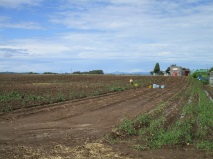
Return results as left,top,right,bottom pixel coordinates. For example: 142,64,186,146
0,15,44,30
0,0,43,8
50,0,213,38
1,0,213,72
0,48,28,58
0,39,71,60
0,21,44,30
0,16,10,22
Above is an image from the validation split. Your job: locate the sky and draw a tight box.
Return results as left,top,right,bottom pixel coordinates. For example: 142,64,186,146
0,0,213,73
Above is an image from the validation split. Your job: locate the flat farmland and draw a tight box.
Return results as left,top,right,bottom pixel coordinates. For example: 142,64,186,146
0,74,212,159
0,74,166,113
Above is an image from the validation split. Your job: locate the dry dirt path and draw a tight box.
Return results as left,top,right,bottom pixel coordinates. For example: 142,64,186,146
1,77,202,159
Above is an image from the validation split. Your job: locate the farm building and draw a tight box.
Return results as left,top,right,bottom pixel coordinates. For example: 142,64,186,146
170,66,183,76
183,69,190,76
210,71,213,85
170,66,190,76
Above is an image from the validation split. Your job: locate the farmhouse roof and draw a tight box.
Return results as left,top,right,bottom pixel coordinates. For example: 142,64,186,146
170,66,182,68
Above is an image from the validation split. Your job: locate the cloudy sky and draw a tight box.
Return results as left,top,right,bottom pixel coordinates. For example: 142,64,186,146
0,0,213,73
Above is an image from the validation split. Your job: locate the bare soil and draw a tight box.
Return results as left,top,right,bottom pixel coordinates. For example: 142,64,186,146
0,77,212,159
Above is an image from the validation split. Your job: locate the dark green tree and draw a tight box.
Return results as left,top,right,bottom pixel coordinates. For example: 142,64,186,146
165,64,177,74
88,70,104,74
43,72,57,74
165,67,170,74
73,70,104,74
153,63,160,74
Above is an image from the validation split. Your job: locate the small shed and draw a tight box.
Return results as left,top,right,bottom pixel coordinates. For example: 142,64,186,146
210,71,213,85
170,66,182,76
183,69,190,76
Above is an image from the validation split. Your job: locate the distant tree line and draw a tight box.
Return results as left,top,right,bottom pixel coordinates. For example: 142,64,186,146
0,70,104,75
43,72,58,74
0,72,17,74
73,70,104,74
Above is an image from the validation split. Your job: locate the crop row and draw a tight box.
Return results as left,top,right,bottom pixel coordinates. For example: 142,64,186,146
110,77,213,151
0,74,169,113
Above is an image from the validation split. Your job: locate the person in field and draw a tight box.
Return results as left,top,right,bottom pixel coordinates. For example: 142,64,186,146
129,79,133,85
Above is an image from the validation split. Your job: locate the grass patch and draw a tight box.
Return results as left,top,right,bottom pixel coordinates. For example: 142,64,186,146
109,86,128,92
56,92,66,102
117,118,136,135
197,140,213,151
0,105,13,113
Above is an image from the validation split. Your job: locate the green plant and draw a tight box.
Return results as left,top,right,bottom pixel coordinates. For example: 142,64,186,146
136,114,152,126
118,118,135,135
27,94,44,100
133,145,147,151
56,92,65,102
0,91,22,101
105,134,117,144
197,140,213,151
93,91,100,96
0,106,13,113
113,77,213,151
109,86,127,92
156,128,181,145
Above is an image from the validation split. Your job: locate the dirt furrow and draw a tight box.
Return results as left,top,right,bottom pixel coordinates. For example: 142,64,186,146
0,77,193,159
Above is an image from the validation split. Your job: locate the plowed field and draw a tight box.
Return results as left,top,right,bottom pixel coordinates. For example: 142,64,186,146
0,75,212,159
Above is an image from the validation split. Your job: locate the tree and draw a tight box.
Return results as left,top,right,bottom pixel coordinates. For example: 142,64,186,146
158,71,164,75
88,70,104,74
153,63,160,74
73,70,104,74
209,67,213,73
165,64,177,74
43,72,57,74
165,67,170,74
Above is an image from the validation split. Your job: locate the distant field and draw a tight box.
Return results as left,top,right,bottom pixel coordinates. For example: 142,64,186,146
0,74,167,112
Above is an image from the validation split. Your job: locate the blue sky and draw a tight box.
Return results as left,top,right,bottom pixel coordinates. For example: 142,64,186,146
0,0,213,73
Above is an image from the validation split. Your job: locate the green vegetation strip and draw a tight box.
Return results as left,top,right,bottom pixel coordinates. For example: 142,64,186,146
112,77,213,151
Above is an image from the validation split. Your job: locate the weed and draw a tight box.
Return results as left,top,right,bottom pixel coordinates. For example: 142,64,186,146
156,128,181,145
109,86,127,92
27,94,44,100
69,92,78,99
0,91,22,101
105,134,117,144
56,92,65,102
136,114,152,127
93,91,100,96
0,106,13,113
117,118,135,135
197,140,213,151
114,77,213,151
133,145,147,151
